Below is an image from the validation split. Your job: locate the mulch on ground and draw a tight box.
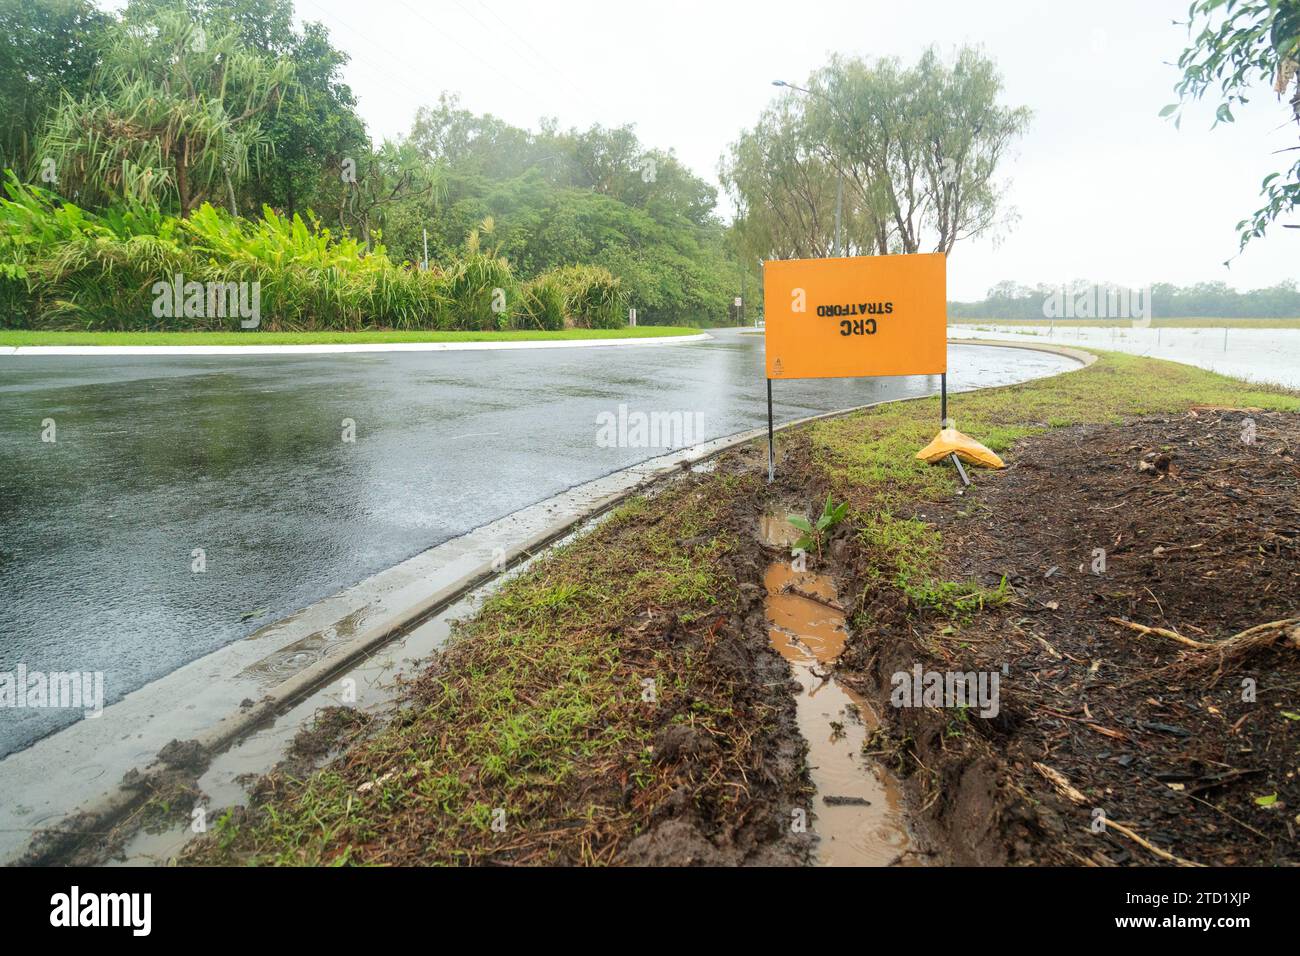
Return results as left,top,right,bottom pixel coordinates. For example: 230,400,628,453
833,406,1299,866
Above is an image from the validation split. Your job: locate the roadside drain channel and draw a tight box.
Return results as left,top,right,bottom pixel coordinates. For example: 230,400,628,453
759,511,912,866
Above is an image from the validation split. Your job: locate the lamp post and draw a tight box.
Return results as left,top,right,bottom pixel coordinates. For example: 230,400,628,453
773,79,844,257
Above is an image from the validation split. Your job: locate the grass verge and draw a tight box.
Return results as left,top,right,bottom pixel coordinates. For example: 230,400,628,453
0,327,699,347
189,470,809,866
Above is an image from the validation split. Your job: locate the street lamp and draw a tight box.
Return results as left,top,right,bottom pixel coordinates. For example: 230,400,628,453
772,79,844,257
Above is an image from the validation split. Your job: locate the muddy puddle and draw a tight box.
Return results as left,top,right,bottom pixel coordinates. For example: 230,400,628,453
760,511,912,866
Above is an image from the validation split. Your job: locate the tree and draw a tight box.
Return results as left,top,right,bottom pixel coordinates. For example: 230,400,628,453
403,96,741,321
720,96,844,260
335,140,442,252
252,20,368,218
0,0,111,174
948,277,1300,318
36,8,291,213
117,0,369,217
1167,0,1300,248
722,47,1030,262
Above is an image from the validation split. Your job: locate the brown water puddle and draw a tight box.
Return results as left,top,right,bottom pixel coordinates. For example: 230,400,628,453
761,512,912,866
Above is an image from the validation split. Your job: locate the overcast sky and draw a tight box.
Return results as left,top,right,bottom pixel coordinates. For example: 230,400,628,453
115,0,1300,300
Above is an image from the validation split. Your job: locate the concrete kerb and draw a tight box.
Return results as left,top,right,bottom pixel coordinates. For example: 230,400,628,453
0,332,711,357
952,338,1097,368
15,338,1092,864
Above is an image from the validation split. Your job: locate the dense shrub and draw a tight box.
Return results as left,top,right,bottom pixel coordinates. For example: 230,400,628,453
439,253,520,331
518,274,566,331
0,172,628,332
551,264,628,329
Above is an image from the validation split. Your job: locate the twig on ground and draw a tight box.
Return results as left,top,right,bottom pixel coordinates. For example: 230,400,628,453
1033,762,1088,805
1109,617,1300,671
1109,617,1211,649
1103,819,1205,868
779,583,846,612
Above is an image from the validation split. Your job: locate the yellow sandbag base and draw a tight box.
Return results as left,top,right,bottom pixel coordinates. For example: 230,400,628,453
915,428,1005,469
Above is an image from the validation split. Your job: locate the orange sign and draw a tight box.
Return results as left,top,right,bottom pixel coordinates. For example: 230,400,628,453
764,252,946,379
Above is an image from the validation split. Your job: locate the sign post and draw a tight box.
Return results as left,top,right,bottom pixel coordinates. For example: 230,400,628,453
763,252,951,482
767,378,775,483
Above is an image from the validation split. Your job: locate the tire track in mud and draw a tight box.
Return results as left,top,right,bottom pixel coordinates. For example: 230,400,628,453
759,510,913,865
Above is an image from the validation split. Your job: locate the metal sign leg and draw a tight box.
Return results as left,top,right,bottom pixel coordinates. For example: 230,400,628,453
940,371,969,486
949,452,971,487
767,378,775,484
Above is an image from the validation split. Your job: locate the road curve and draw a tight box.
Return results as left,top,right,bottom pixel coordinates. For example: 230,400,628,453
0,329,1076,758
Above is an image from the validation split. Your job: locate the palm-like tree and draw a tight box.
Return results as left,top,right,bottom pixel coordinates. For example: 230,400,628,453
36,10,290,215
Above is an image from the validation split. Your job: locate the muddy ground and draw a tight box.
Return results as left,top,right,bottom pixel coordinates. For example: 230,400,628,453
611,525,817,865
397,476,819,867
811,407,1299,866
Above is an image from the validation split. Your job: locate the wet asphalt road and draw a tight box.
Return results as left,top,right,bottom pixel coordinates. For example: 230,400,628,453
0,329,1074,755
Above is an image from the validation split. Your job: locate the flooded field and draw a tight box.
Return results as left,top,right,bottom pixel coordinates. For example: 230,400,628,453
949,324,1300,389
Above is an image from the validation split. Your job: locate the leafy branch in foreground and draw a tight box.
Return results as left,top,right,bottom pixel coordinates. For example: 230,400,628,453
1165,0,1300,250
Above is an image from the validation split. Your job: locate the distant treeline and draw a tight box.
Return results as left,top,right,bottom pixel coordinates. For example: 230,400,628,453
950,280,1300,319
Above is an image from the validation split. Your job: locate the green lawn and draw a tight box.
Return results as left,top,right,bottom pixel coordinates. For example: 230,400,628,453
950,317,1300,329
0,327,700,347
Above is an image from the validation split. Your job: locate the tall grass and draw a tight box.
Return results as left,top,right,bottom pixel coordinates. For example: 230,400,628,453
0,172,629,332
519,274,566,331
550,265,627,329
440,253,519,331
